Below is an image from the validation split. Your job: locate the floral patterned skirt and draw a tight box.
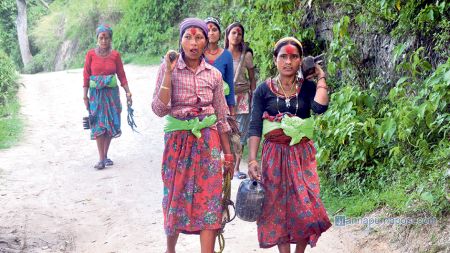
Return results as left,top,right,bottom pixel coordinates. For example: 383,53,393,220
257,139,332,248
161,128,223,235
88,87,122,140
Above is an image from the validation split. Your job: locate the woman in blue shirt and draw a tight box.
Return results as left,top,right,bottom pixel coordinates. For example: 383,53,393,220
204,17,235,115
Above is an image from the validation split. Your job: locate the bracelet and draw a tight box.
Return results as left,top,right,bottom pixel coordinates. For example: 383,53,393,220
83,97,89,100
248,160,258,166
160,86,170,90
316,84,328,90
224,154,234,162
317,76,326,82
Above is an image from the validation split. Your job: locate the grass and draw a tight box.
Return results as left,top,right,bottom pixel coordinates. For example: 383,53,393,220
321,185,411,219
0,99,23,149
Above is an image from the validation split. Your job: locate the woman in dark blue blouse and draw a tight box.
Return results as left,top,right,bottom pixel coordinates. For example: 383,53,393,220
247,37,331,253
204,17,235,114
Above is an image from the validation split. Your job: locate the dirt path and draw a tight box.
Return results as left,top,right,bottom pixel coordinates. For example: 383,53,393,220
0,65,388,253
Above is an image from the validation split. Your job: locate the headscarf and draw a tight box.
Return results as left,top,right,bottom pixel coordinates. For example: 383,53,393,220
178,18,209,54
224,22,245,51
179,18,208,40
96,24,113,38
204,17,221,34
274,37,303,57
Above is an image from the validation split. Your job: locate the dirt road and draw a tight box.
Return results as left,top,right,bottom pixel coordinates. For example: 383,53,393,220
0,65,384,253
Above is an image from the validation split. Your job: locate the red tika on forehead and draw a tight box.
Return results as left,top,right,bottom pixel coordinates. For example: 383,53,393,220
207,24,215,29
190,28,197,35
285,44,296,54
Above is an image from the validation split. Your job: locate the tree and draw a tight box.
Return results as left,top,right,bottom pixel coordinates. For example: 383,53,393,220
15,0,32,66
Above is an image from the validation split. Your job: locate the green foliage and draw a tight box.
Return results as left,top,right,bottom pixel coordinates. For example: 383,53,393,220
0,50,21,149
114,0,186,56
31,0,125,71
0,50,18,106
316,58,450,217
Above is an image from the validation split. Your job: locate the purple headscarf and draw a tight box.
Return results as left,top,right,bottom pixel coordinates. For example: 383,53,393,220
96,24,113,38
179,18,208,40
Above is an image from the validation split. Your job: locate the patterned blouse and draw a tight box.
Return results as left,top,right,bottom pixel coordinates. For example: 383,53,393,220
151,56,231,134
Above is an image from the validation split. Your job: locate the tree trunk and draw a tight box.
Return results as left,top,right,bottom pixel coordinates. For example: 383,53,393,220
16,0,32,67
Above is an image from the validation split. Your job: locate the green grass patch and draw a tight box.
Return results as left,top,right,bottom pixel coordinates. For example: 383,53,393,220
322,185,410,218
0,99,22,149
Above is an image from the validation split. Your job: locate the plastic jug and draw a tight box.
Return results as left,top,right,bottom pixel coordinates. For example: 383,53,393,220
235,179,266,222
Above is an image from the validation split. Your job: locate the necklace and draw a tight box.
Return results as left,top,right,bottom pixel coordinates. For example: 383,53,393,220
207,47,220,55
277,78,296,108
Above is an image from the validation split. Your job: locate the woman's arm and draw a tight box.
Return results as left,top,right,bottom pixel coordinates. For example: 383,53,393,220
151,52,179,117
313,65,329,105
225,53,236,115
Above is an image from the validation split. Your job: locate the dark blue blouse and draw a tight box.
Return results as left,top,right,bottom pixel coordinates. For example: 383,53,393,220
205,50,235,106
248,79,328,137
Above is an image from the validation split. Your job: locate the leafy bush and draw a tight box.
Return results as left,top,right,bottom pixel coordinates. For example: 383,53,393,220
0,50,18,107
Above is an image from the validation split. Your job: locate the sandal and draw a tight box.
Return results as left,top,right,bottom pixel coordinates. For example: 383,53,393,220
94,160,105,170
233,171,247,179
104,158,114,166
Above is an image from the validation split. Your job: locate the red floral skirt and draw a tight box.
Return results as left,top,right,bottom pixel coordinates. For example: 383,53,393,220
257,137,332,248
161,128,223,235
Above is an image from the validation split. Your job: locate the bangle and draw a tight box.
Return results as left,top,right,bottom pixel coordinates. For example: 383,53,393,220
83,97,89,100
224,154,234,162
316,84,328,90
317,76,326,82
126,92,132,97
160,86,170,90
248,160,258,166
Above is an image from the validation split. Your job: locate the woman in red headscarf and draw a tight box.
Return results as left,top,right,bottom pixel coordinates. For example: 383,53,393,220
247,37,331,253
151,18,234,253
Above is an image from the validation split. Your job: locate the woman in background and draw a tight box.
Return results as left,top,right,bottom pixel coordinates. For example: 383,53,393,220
224,22,256,179
83,24,132,170
204,17,235,115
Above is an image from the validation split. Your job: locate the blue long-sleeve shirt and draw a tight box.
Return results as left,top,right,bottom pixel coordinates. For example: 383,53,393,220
205,50,236,106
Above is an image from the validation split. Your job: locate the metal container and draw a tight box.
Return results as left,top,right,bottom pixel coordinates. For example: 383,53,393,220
235,179,265,222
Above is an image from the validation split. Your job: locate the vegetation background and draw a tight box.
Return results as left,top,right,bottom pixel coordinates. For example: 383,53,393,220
0,0,448,222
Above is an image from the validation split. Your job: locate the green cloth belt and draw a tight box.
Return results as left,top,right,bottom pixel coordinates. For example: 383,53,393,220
89,75,118,88
164,114,217,138
262,116,314,146
223,81,230,95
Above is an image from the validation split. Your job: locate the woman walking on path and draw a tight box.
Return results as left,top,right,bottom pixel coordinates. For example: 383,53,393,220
83,24,132,170
225,22,256,179
247,37,331,253
151,18,234,253
204,17,235,115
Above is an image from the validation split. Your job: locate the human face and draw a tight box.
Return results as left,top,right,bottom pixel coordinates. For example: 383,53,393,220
228,27,242,46
275,43,302,77
207,23,220,44
97,32,111,50
181,27,207,61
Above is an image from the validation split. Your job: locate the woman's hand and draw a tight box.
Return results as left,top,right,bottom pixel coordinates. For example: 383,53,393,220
165,50,179,73
83,96,89,110
126,92,133,106
248,160,261,181
306,64,326,80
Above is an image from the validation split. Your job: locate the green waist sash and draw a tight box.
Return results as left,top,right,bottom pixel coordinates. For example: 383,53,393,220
89,75,118,88
223,81,230,95
164,114,217,138
262,116,314,146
